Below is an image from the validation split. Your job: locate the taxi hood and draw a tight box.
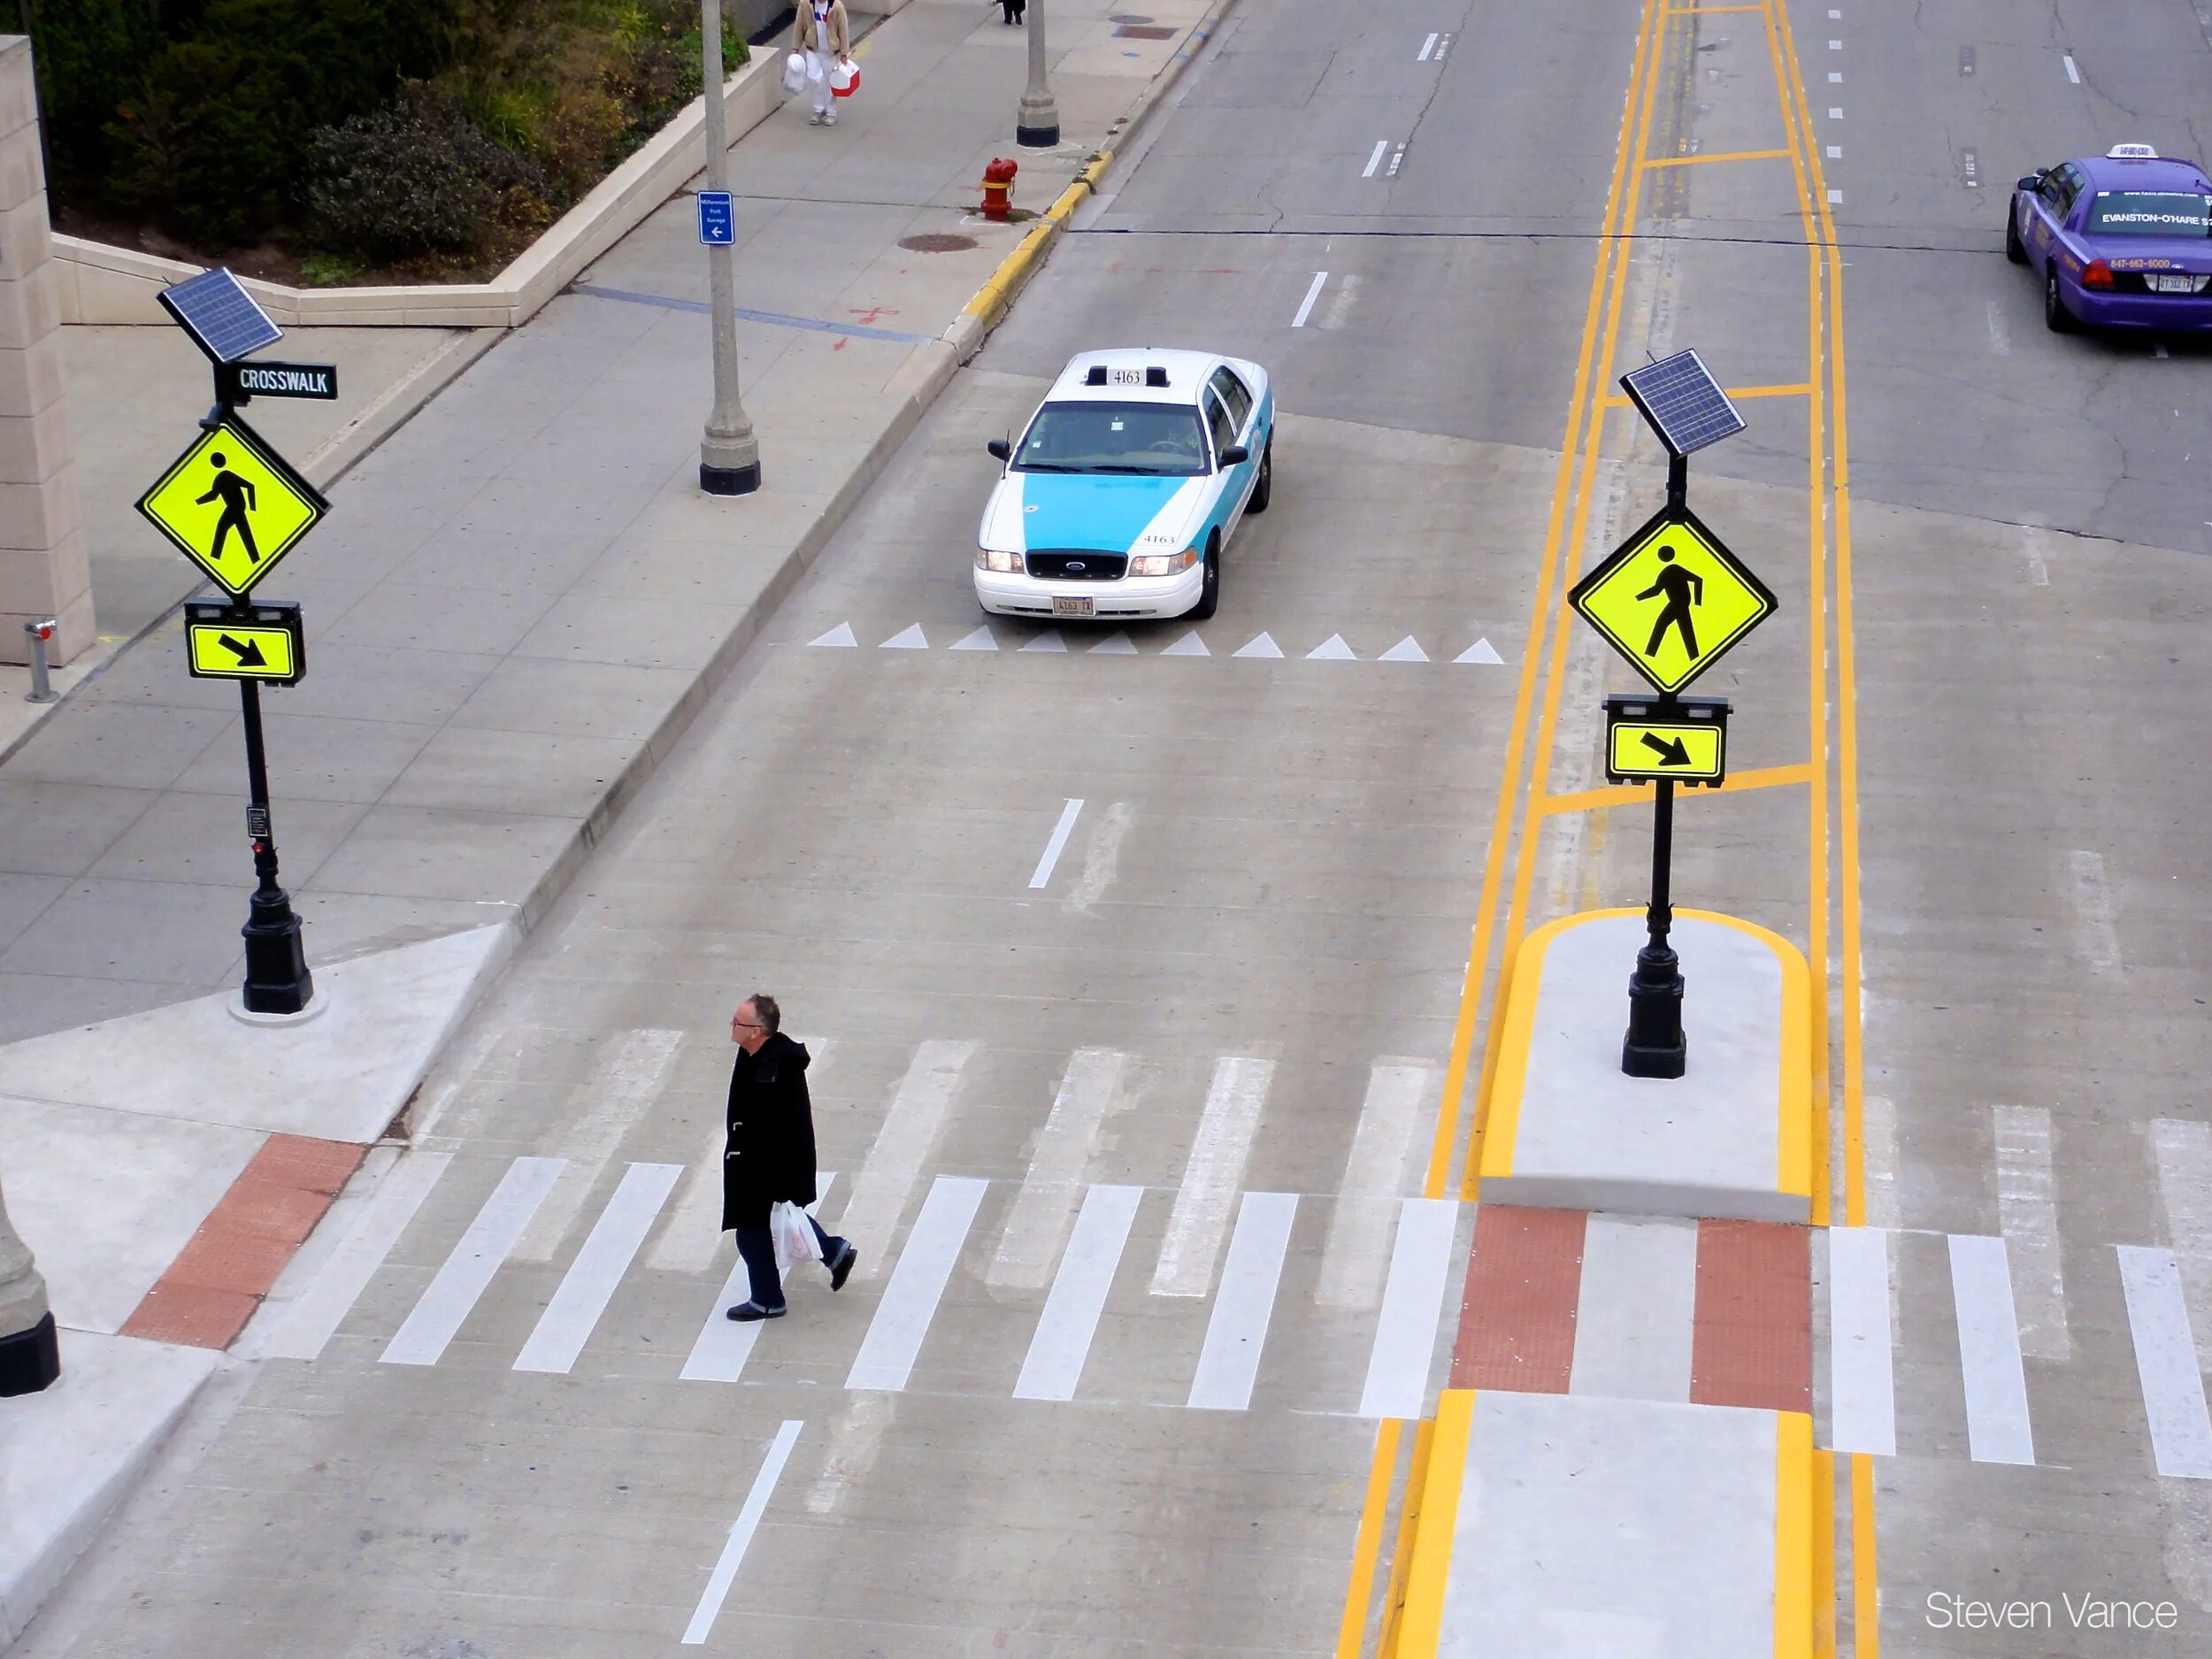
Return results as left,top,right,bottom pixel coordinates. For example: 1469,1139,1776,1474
982,471,1210,553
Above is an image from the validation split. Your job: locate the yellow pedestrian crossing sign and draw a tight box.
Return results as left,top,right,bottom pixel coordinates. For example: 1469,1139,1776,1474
1568,505,1776,694
136,417,327,597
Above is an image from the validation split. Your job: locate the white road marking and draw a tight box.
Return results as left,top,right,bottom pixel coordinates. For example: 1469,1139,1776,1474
515,1028,686,1262
514,1162,683,1373
1379,636,1428,663
1187,1191,1299,1409
1829,39,1841,50
255,1150,451,1361
991,1048,1127,1288
1826,145,1841,158
2063,54,2081,84
810,621,856,647
1317,1060,1435,1310
1014,1183,1143,1401
1233,632,1284,658
1291,270,1330,327
1090,630,1138,654
1827,188,1843,204
1828,106,1843,119
382,1156,565,1365
1162,630,1210,656
1827,71,1842,83
1985,297,2010,357
1153,1056,1276,1296
1363,140,1389,179
1070,799,1134,913
1308,634,1357,660
1993,1105,2071,1362
950,626,999,650
1828,1226,1896,1455
1434,33,1451,60
2065,848,2122,971
1028,797,1086,888
1418,32,1437,61
1948,1233,2037,1464
680,1175,838,1382
1571,1214,1699,1402
2152,1118,2212,1367
837,1039,977,1278
846,1174,989,1391
2117,1247,2212,1479
880,623,927,649
1387,144,1406,178
1020,630,1067,652
1317,272,1363,329
1357,1199,1461,1418
681,1418,803,1645
1828,8,1840,16
1455,638,1504,664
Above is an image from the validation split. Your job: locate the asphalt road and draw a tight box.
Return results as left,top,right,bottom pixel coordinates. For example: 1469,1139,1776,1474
18,1,2212,1655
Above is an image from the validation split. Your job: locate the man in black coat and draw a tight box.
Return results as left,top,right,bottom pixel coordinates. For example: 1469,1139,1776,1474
722,994,856,1321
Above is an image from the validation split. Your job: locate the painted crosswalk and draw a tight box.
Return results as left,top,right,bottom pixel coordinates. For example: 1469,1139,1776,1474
807,620,1508,664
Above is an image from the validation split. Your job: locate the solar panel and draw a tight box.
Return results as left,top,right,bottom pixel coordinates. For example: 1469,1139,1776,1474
1618,349,1746,457
157,267,283,365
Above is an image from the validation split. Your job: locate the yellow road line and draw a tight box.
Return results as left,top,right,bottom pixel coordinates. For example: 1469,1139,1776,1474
1386,1400,1468,1658
1816,1449,1838,1659
1601,380,1811,408
1851,1453,1879,1658
1776,1414,1815,1659
1640,147,1793,168
1537,761,1814,817
1333,1418,1402,1659
1671,3,1766,11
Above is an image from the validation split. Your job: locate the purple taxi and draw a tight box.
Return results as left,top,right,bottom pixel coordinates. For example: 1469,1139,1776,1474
2008,144,2212,332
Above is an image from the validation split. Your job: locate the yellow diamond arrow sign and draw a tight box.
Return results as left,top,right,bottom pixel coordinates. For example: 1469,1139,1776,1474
1568,504,1776,694
136,416,327,597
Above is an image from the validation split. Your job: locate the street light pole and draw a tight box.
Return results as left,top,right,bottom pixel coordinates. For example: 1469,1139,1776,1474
0,1165,60,1395
1017,0,1060,148
698,0,761,495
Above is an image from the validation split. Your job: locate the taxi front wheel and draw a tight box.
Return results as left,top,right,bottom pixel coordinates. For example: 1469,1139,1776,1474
1188,537,1220,619
2004,209,2026,265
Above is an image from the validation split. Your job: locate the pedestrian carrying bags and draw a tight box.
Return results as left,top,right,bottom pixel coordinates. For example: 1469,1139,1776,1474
771,1202,823,1270
782,50,808,96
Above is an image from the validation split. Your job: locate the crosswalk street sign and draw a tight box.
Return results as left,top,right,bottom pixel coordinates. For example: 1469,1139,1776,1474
1568,504,1776,694
136,417,327,597
183,599,304,685
1603,694,1729,785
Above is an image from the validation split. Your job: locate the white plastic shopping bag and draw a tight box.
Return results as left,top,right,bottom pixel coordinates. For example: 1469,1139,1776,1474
771,1201,822,1271
782,50,808,96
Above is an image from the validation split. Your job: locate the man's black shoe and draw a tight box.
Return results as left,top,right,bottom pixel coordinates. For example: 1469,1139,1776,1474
829,1241,858,1292
725,1302,787,1322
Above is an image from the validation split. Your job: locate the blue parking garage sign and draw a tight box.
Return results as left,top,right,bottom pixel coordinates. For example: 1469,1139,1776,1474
696,190,735,246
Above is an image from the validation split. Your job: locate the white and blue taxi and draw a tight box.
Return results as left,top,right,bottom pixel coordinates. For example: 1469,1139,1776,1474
975,348,1273,621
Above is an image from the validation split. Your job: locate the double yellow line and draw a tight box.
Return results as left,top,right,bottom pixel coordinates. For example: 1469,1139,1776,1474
1340,0,1876,1650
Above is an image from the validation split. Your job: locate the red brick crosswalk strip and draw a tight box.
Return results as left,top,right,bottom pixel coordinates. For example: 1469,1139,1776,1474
1689,1218,1811,1410
1451,1204,1586,1391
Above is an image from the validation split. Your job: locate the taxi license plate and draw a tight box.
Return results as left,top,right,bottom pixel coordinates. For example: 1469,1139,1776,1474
2148,273,2203,294
1053,596,1094,618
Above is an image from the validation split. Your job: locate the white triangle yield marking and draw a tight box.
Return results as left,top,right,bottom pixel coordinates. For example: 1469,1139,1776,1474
1020,630,1069,653
950,626,1000,651
880,624,928,649
1090,631,1139,655
1233,633,1283,659
1379,636,1428,663
1307,634,1357,660
810,622,857,648
1455,637,1505,664
1161,631,1210,657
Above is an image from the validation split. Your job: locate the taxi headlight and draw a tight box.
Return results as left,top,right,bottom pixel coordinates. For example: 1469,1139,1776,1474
1130,546,1200,578
977,548,1025,573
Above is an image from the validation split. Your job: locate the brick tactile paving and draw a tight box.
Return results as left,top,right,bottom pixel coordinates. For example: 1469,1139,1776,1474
1452,1204,1586,1393
119,1281,261,1349
1690,1219,1812,1410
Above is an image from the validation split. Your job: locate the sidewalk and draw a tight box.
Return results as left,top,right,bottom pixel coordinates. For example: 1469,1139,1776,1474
0,0,1217,1644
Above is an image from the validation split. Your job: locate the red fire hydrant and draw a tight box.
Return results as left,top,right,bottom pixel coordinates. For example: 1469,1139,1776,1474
980,157,1018,222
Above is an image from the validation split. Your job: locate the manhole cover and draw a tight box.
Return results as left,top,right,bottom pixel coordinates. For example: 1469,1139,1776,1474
1114,23,1176,37
900,233,979,253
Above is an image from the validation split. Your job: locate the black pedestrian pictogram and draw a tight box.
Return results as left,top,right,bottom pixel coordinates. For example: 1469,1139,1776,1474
196,453,260,565
1635,542,1701,659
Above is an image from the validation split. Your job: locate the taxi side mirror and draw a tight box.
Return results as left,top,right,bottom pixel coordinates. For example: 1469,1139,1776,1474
987,438,1011,461
1218,445,1248,467
2016,174,2043,192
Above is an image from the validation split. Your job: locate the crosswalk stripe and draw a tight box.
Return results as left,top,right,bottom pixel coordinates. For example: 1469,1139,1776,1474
1152,1055,1275,1296
1993,1104,2070,1361
1827,1226,1896,1455
681,1419,803,1645
1187,1191,1298,1410
837,1040,976,1279
256,1149,451,1362
1356,1198,1459,1419
514,1162,684,1373
2116,1246,2212,1479
1572,1213,1698,1402
680,1175,838,1383
846,1175,988,1392
514,1028,685,1263
990,1048,1126,1289
382,1156,565,1366
1015,1184,1143,1402
1317,1061,1435,1310
1948,1233,2037,1464
2152,1118,2212,1355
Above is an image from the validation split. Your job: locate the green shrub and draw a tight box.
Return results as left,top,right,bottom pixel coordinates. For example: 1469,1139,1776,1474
305,91,552,263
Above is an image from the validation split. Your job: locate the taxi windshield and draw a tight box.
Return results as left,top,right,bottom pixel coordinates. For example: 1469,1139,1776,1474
2085,191,2212,236
1014,402,1207,476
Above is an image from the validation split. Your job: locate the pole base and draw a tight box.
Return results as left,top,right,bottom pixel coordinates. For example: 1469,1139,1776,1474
700,458,762,496
1621,954,1687,1079
0,1311,60,1396
242,887,313,1016
1016,120,1060,149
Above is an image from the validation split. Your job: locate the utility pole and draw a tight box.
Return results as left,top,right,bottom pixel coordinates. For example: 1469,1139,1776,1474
698,0,761,495
0,1166,59,1395
1017,0,1060,148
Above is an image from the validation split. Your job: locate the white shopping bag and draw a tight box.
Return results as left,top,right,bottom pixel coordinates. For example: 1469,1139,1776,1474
781,50,808,96
771,1201,822,1271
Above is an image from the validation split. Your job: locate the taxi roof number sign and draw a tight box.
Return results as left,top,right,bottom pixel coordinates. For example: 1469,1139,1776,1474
136,417,327,597
1567,503,1776,694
